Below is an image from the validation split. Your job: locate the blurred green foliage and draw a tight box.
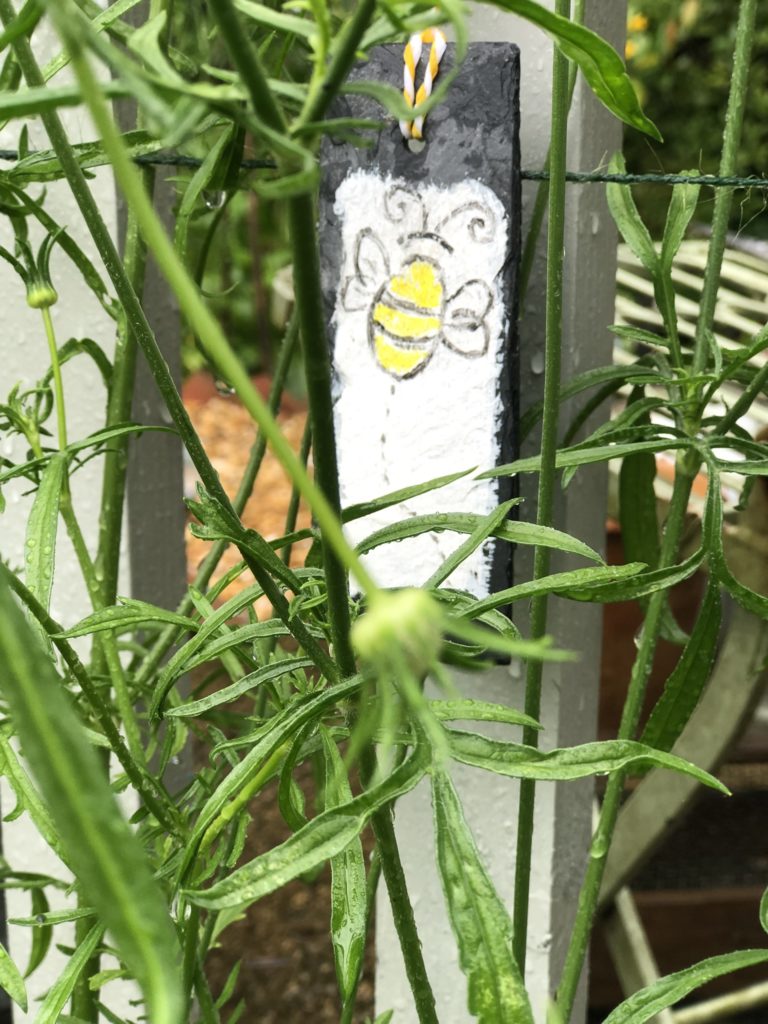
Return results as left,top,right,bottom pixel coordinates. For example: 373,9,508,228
168,2,302,377
625,0,768,236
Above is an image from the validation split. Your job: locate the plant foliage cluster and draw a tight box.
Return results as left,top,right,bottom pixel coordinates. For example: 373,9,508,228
625,0,768,234
0,1,766,1023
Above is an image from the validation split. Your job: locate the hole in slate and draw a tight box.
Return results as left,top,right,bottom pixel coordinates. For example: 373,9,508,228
407,138,426,154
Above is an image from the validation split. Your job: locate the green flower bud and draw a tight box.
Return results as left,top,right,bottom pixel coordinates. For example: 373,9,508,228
351,588,443,676
26,282,58,310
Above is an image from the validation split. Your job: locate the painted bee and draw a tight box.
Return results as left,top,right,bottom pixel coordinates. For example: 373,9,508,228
339,182,497,380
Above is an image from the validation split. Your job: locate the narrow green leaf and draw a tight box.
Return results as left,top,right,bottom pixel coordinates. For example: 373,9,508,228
0,0,40,53
607,153,659,272
0,728,61,857
10,130,162,184
703,455,768,618
277,727,309,833
22,886,51,979
0,940,27,1012
38,0,142,82
43,337,112,390
609,325,670,349
641,581,722,753
174,127,234,266
447,731,729,793
445,616,574,662
481,438,693,480
619,439,689,644
601,950,768,1024
35,924,103,1024
0,79,126,120
507,3,661,139
165,657,314,718
321,729,366,1005
432,771,533,1024
463,563,647,618
0,575,183,1024
152,619,304,718
424,501,517,589
12,906,95,928
185,748,426,909
343,468,474,521
149,581,267,714
66,422,175,454
24,452,65,651
357,511,602,564
178,676,363,881
56,600,197,638
562,550,703,604
660,170,701,273
429,700,540,730
234,0,314,38
619,447,659,571
521,363,660,439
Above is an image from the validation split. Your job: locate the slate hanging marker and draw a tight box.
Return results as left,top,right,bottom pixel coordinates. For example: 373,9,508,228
320,43,521,598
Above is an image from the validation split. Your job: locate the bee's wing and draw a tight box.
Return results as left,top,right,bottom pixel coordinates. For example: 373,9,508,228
341,229,389,311
442,279,493,357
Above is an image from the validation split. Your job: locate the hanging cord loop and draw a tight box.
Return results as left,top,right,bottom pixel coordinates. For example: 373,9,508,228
400,28,447,141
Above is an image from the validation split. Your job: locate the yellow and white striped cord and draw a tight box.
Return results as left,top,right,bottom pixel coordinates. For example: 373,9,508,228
400,28,447,141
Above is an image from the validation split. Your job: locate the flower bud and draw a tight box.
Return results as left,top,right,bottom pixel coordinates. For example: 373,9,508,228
26,282,58,310
351,588,443,676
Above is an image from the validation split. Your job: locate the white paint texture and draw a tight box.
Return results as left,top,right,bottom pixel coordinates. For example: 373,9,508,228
332,171,508,595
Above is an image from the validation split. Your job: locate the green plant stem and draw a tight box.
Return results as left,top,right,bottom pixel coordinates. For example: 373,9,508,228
3,565,180,832
556,462,695,1020
58,486,145,761
208,0,286,136
42,305,67,449
72,870,103,1022
7,1,342,681
281,417,311,566
208,0,369,675
511,0,571,975
518,0,585,311
691,0,758,378
295,0,377,130
94,189,148,608
136,313,300,688
38,304,145,761
288,193,356,677
362,746,438,1024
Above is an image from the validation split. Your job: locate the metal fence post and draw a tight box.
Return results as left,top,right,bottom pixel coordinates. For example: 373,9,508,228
374,5,625,1020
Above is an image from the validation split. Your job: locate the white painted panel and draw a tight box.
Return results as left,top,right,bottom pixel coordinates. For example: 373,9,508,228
332,171,508,595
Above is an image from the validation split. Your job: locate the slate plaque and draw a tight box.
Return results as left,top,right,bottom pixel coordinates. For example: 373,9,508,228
320,43,520,597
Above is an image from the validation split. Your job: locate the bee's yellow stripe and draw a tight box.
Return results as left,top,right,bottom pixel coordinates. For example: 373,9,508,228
373,302,441,340
388,261,443,310
374,334,431,376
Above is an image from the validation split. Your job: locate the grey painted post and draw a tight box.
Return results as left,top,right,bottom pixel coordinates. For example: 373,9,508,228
0,15,184,1018
374,5,625,1022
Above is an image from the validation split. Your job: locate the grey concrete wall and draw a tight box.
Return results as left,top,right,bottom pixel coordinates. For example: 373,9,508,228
375,5,625,1021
